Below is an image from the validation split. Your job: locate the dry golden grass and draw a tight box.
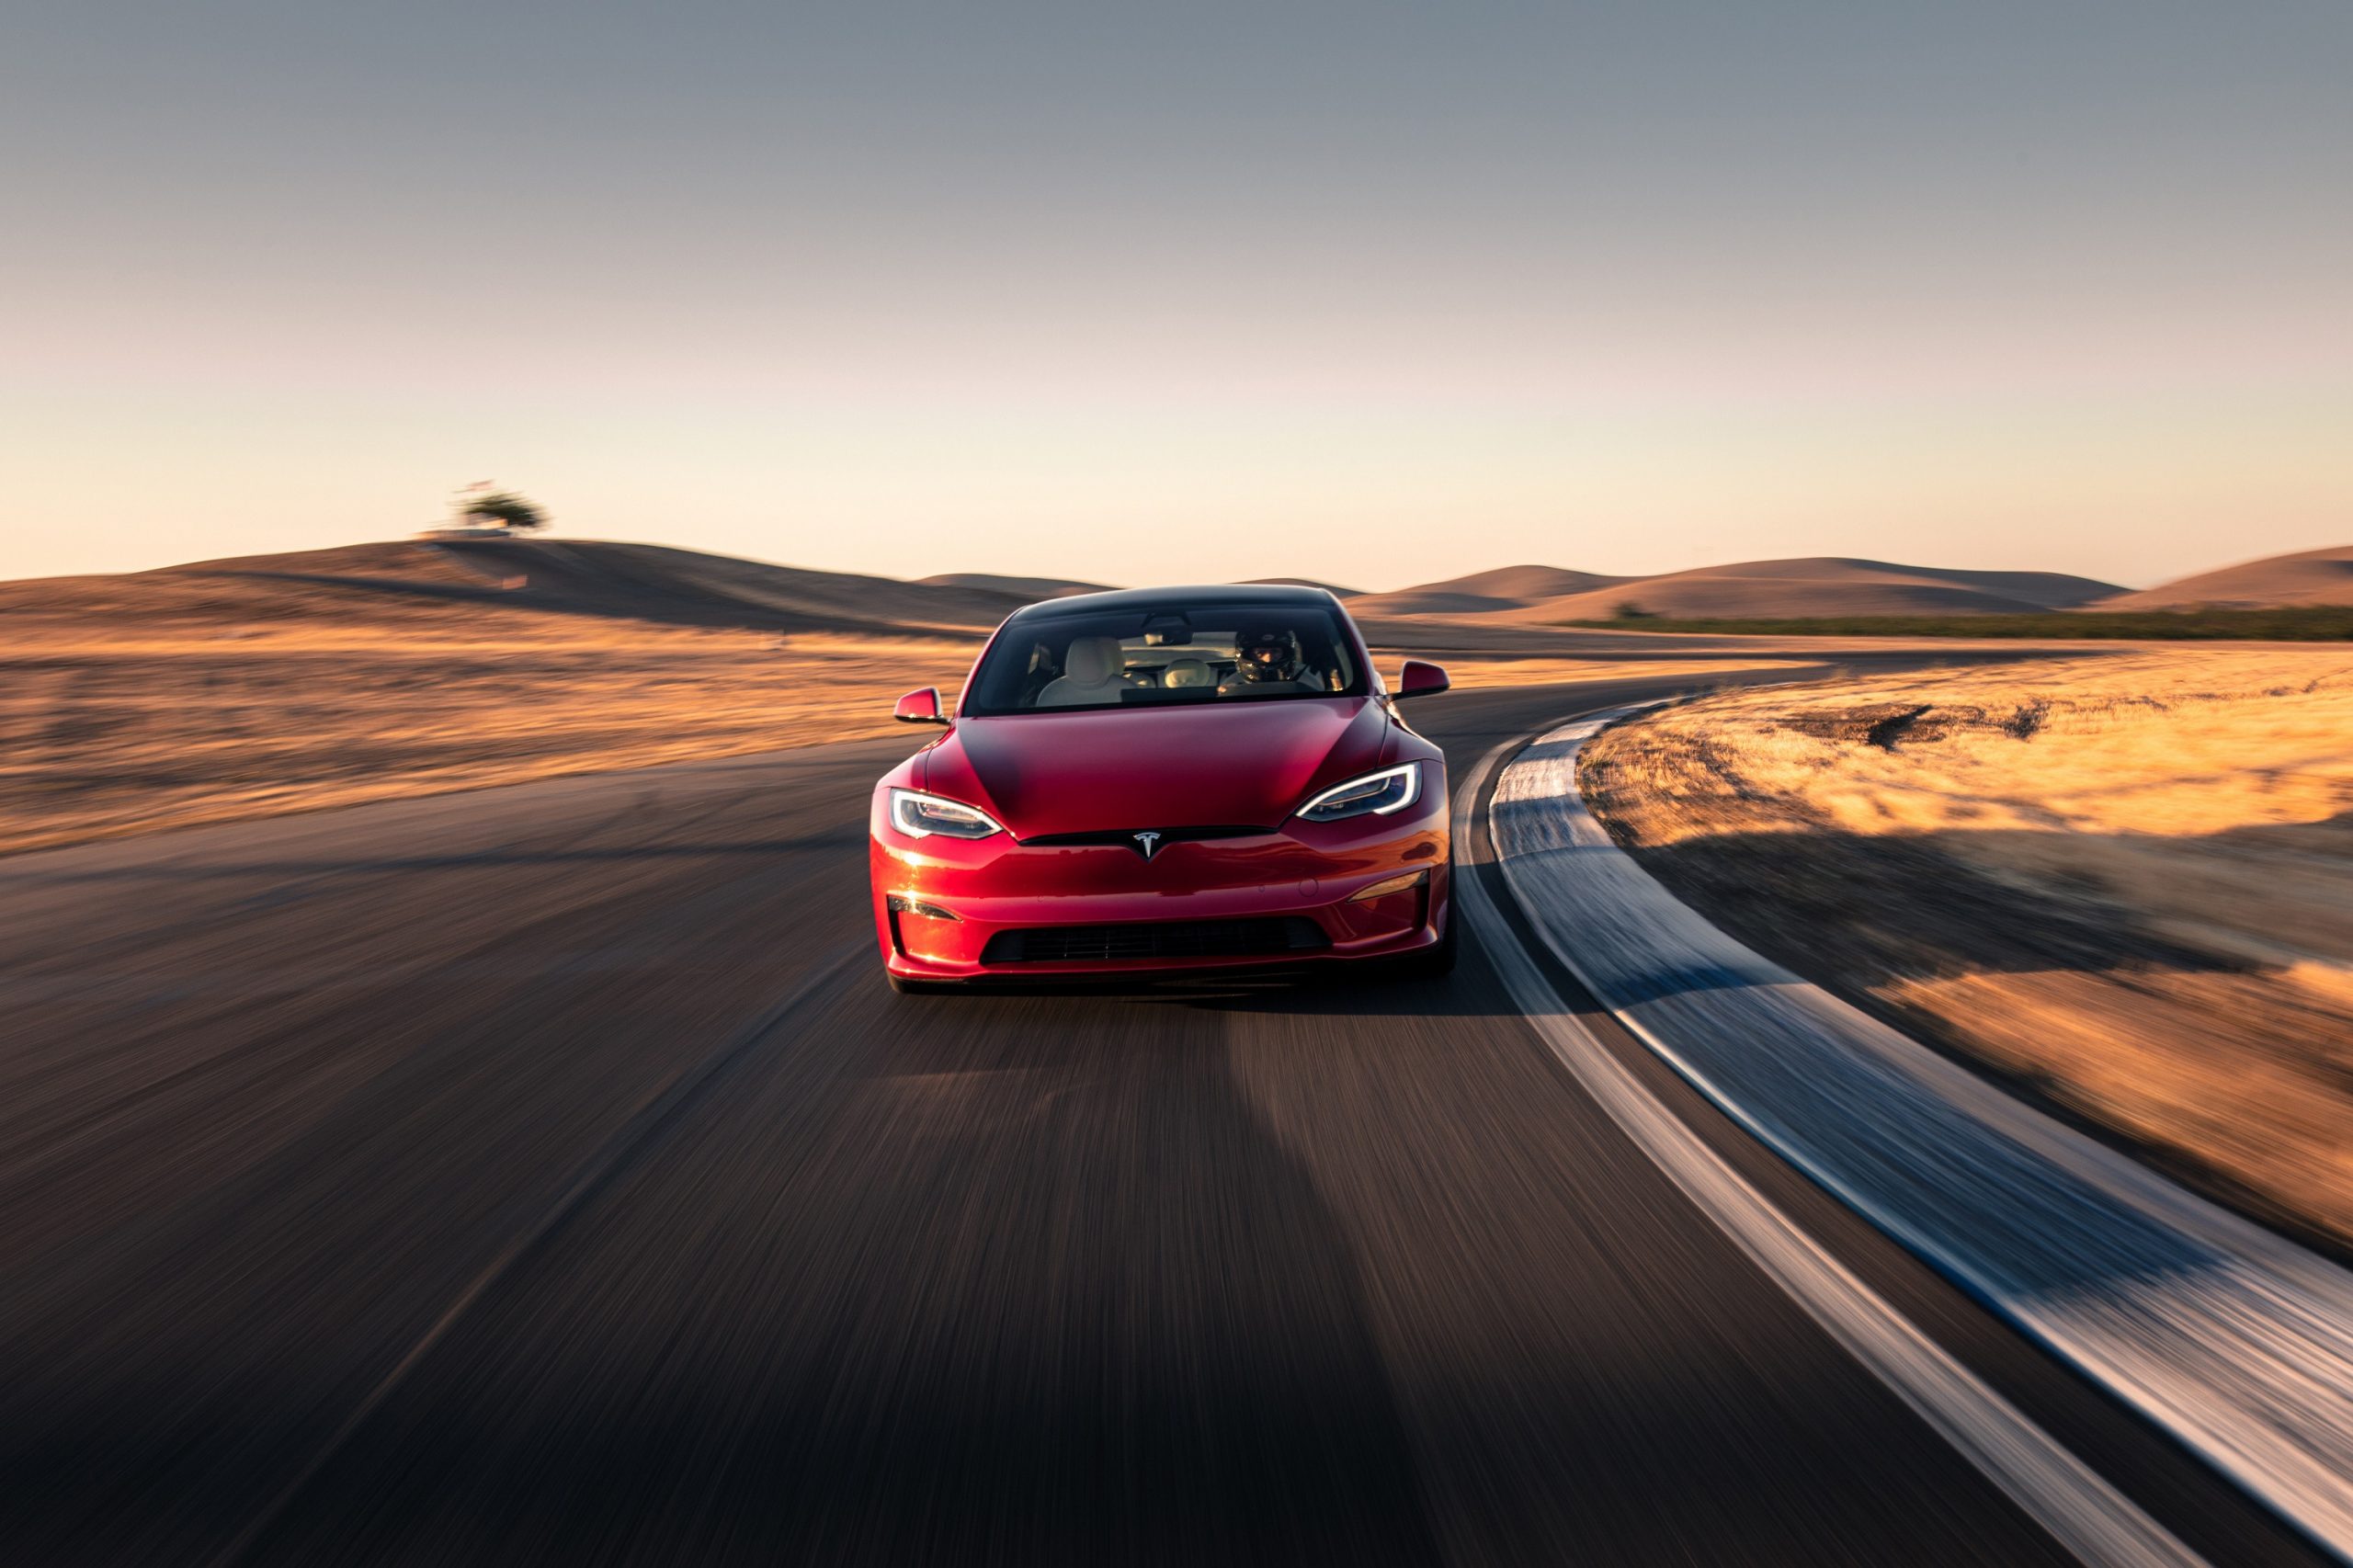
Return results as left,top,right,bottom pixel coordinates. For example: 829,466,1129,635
0,616,976,857
1,558,1790,857
1582,649,2353,1252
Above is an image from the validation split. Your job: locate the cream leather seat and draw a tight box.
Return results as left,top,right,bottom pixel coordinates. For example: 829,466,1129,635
1162,657,1212,689
1036,636,1131,707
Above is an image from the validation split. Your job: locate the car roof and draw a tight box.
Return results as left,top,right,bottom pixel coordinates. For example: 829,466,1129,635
1009,584,1344,619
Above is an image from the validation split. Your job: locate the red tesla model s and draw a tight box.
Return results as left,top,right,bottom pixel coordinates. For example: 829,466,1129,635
870,585,1454,990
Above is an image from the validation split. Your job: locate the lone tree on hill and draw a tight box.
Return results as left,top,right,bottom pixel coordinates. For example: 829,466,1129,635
460,489,549,532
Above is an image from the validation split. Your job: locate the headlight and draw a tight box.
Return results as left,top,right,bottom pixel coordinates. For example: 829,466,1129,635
888,788,1005,840
1296,762,1420,822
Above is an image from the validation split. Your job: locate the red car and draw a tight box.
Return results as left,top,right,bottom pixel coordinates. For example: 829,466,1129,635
870,585,1455,991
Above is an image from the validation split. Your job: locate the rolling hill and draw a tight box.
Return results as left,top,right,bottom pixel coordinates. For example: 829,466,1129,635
0,539,1038,638
1527,557,2121,621
438,540,1034,631
1238,576,1366,597
1350,564,1637,618
1351,556,2121,622
2092,545,2353,610
916,572,1108,600
33,538,2346,644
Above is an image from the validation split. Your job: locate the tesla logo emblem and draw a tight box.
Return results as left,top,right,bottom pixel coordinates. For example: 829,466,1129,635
1131,831,1164,860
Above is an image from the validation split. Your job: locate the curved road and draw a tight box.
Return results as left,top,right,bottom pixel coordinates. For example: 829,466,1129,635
0,671,2322,1565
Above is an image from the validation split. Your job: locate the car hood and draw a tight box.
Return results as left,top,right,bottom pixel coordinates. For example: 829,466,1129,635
925,698,1392,839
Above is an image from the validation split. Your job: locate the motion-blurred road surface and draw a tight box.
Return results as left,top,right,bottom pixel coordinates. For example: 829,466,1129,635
0,673,2318,1565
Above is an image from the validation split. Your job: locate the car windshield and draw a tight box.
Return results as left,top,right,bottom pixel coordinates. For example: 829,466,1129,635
962,602,1367,716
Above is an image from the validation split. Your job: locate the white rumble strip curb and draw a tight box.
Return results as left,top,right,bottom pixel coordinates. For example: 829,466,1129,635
1454,738,2200,1568
1479,710,2353,1564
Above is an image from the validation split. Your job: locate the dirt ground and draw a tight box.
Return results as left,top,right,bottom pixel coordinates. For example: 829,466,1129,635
1579,649,2353,1256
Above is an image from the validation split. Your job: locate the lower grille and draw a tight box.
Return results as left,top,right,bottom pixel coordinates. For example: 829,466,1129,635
981,917,1329,964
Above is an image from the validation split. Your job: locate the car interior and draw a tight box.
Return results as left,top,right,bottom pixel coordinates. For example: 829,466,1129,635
983,613,1360,712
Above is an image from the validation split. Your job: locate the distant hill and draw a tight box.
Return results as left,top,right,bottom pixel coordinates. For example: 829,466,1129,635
1514,557,2120,622
916,572,1109,600
1238,577,1365,597
416,539,1044,631
0,541,500,626
1,539,1031,639
2092,545,2353,610
1351,564,1636,618
400,538,1039,632
1345,556,2120,622
41,538,2343,639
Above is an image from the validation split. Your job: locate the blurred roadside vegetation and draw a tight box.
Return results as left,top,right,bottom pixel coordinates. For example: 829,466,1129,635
1582,648,2353,1256
1566,608,2353,640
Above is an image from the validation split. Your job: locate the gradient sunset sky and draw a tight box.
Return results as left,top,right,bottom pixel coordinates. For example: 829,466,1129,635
5,0,2347,590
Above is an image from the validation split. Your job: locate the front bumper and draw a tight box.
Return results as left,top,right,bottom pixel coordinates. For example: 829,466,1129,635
870,791,1449,982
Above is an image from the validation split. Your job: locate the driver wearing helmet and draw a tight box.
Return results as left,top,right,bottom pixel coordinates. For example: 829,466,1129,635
1219,626,1327,695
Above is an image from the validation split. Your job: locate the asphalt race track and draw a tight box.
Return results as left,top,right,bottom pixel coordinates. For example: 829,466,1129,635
0,669,2327,1566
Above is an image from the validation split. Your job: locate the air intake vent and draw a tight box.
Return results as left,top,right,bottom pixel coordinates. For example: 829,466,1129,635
981,917,1328,964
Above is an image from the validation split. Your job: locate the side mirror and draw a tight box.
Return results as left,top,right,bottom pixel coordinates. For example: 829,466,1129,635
1395,660,1450,699
893,687,949,724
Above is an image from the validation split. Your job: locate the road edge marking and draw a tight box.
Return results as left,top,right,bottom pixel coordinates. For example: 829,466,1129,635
1455,733,2203,1568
